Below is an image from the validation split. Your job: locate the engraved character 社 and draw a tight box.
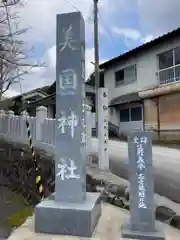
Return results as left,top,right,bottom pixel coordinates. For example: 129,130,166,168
56,158,80,180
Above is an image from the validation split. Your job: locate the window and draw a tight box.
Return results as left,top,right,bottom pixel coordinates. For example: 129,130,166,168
159,50,173,70
115,64,137,87
175,46,180,65
115,69,124,86
158,46,180,84
130,107,142,121
100,73,104,87
120,108,129,122
120,106,142,122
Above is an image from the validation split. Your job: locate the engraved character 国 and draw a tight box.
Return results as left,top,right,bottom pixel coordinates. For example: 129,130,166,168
59,69,77,90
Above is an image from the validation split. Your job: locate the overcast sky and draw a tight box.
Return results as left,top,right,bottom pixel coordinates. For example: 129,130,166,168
5,0,180,97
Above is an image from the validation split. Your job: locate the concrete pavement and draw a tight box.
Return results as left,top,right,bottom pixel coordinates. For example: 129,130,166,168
90,138,180,203
7,203,180,240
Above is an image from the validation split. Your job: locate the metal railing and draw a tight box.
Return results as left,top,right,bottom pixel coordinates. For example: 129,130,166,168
158,64,180,85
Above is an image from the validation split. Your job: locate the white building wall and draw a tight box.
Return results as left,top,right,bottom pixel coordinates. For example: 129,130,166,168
109,107,119,126
109,102,143,134
104,36,180,103
104,36,180,131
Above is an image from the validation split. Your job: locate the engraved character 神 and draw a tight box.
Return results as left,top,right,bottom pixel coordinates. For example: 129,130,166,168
57,110,78,138
67,111,78,138
57,111,66,134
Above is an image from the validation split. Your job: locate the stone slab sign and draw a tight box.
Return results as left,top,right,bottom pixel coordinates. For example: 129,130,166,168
34,11,101,237
98,88,109,170
122,131,165,239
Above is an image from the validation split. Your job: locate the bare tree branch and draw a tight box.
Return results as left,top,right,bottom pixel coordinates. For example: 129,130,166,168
0,0,45,99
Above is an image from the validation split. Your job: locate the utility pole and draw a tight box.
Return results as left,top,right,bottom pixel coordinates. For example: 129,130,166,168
93,0,100,137
0,46,3,100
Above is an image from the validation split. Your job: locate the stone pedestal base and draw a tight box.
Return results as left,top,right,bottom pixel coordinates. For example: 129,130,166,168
122,222,165,239
34,192,101,237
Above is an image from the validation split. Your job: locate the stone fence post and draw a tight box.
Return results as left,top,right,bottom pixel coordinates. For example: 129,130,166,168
0,109,5,117
0,109,5,134
36,106,47,141
20,110,28,142
7,110,14,135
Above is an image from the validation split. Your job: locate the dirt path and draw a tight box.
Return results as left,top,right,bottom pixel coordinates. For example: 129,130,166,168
0,186,30,239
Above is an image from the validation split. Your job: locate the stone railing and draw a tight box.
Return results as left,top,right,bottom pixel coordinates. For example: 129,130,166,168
0,105,93,155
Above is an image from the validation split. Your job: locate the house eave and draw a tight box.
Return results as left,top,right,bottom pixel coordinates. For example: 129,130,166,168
139,82,180,99
109,92,141,107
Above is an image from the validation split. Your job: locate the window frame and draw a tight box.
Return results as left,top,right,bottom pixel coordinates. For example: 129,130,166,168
157,46,180,85
115,64,137,87
130,106,142,121
120,108,130,122
115,69,124,87
119,105,142,123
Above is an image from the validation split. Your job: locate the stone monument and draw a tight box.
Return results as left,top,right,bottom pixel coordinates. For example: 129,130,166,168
34,11,101,237
122,131,165,239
